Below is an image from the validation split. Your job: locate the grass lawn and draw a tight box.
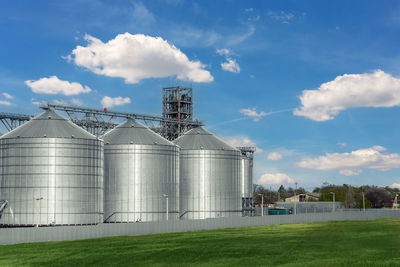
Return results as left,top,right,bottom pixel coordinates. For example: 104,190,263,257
0,219,399,266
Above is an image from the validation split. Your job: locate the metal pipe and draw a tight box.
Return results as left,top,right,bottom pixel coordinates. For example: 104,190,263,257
330,192,335,212
362,192,365,211
164,194,169,221
258,194,263,216
35,197,43,227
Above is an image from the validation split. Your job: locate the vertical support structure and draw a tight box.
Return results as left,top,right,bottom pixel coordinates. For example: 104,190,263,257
294,182,298,215
238,147,256,216
162,86,194,140
362,192,365,211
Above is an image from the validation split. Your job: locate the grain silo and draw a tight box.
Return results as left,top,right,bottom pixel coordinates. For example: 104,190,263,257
239,149,254,216
174,127,241,219
102,119,179,222
0,109,103,226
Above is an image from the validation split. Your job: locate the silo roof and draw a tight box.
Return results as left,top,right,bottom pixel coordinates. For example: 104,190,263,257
0,109,97,139
102,118,174,146
173,127,238,151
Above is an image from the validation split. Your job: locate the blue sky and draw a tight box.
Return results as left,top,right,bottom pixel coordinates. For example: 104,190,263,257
2,0,400,190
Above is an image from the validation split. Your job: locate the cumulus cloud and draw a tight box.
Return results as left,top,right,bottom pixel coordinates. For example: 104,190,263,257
297,146,400,176
1,93,13,99
25,76,91,96
69,33,213,84
267,152,283,161
240,107,266,122
0,100,12,106
294,70,400,121
258,173,295,185
101,96,131,108
225,136,262,153
390,183,400,189
221,58,240,73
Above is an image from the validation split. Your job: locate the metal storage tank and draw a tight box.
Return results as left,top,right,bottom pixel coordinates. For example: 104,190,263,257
102,119,179,222
0,110,103,226
174,127,241,219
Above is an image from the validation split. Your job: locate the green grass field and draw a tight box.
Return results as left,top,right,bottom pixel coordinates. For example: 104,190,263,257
0,219,399,266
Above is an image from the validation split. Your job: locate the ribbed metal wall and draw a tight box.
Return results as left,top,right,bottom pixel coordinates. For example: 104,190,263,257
175,127,241,220
103,119,179,222
0,110,103,226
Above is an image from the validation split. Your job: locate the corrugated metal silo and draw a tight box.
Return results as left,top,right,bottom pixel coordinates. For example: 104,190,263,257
174,127,241,219
102,119,179,222
240,153,254,216
0,110,103,226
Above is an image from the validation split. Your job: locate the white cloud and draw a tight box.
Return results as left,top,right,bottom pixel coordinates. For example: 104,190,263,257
248,15,260,22
227,25,255,46
337,142,347,148
240,107,266,122
339,169,362,176
0,100,12,106
51,100,68,106
31,99,67,106
132,2,155,25
169,25,221,47
245,8,254,12
390,183,400,189
268,10,295,24
297,146,400,176
267,152,283,161
294,70,400,121
71,98,83,106
25,76,91,96
225,136,262,153
1,93,13,99
221,58,240,73
31,98,47,106
101,96,131,108
216,48,232,56
258,173,295,185
70,33,213,84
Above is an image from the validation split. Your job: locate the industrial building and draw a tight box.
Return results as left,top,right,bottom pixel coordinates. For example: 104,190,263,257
0,86,254,227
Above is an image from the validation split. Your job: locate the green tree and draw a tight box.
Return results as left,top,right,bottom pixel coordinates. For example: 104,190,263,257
278,185,286,200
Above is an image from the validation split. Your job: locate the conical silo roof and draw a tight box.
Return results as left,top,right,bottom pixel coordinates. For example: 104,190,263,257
174,126,238,151
0,109,97,139
102,118,173,145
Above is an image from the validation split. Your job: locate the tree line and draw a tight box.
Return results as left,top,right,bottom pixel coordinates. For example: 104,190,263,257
254,184,400,208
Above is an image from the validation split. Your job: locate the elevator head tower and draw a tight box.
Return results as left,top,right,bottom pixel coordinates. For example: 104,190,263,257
162,86,195,140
